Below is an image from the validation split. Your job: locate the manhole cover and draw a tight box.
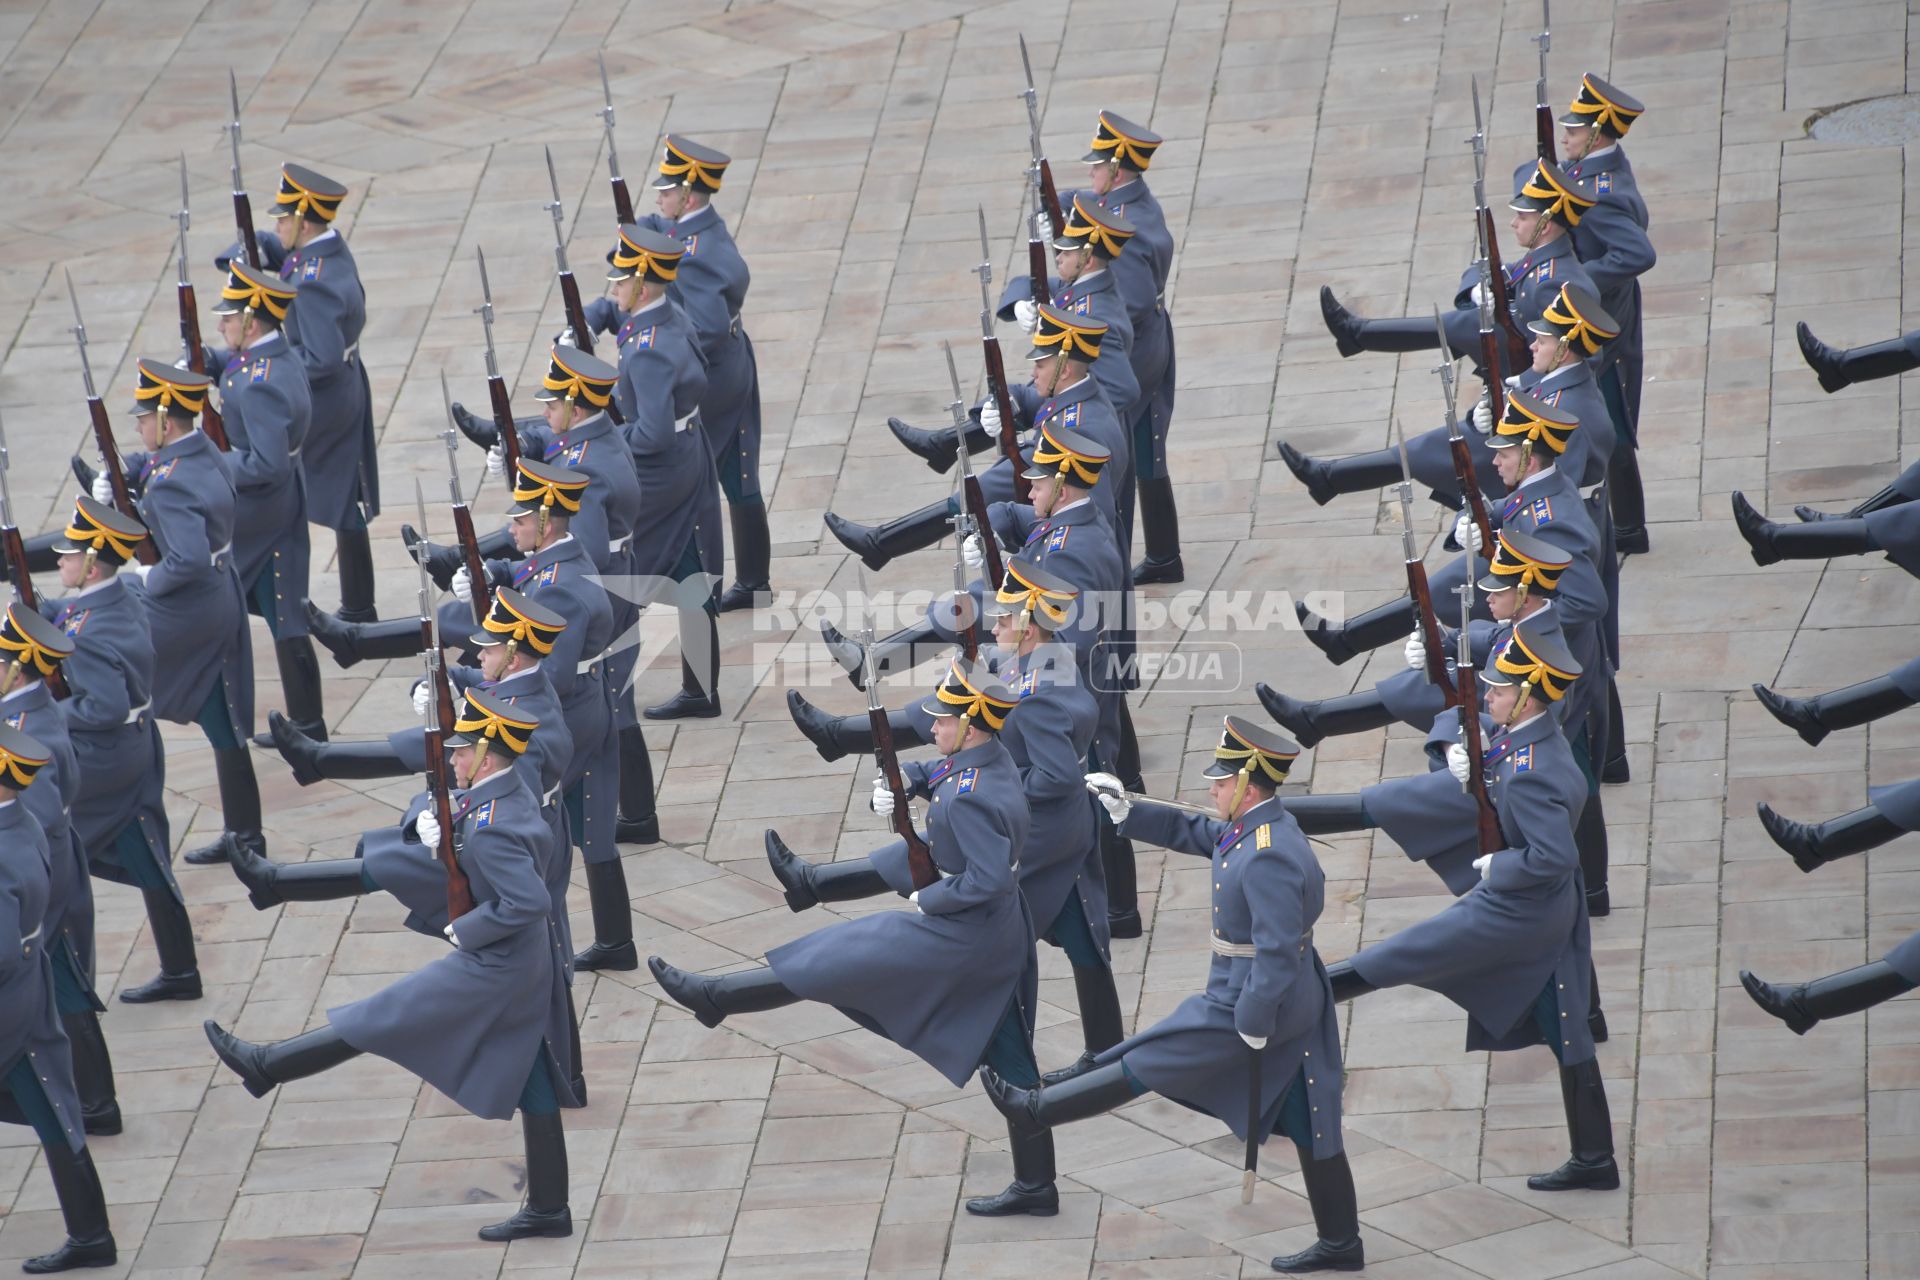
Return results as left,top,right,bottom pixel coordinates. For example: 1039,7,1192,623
1808,94,1920,144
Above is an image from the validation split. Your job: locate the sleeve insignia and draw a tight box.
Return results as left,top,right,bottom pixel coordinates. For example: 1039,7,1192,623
1512,745,1533,773
250,359,270,382
1530,497,1554,525
1045,525,1070,552
471,800,496,828
955,767,978,794
1255,824,1272,850
301,258,322,281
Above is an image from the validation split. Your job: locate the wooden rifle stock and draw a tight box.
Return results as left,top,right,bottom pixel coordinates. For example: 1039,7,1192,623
85,402,159,567
485,374,521,479
1478,214,1533,360
1406,562,1454,700
1537,106,1557,164
1455,665,1504,855
980,339,1030,503
610,178,635,226
176,282,231,451
1035,160,1064,238
1027,237,1049,318
557,271,595,360
421,687,476,921
960,478,1005,588
871,708,938,890
232,192,260,270
1449,436,1496,555
0,528,67,700
448,503,492,622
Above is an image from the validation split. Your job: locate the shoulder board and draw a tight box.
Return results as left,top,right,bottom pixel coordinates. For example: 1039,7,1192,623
955,767,978,795
1061,403,1081,431
301,258,322,281
1512,745,1533,773
1073,296,1092,317
4,714,21,731
537,563,560,588
1539,258,1556,280
1017,670,1037,698
561,440,590,467
60,609,88,638
250,359,270,382
1045,525,1070,552
1530,497,1554,525
150,459,179,483
1255,824,1272,851
682,233,699,257
471,800,496,828
629,325,657,350
1596,172,1612,195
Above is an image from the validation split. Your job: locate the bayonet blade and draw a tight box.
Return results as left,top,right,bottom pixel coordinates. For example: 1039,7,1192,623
597,53,615,127
1470,74,1486,150
475,245,493,310
438,371,467,506
177,153,191,233
943,341,965,416
1538,0,1551,56
1392,417,1415,488
1019,34,1036,103
544,146,565,228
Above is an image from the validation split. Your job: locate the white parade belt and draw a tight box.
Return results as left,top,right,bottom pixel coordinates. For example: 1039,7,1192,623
609,534,632,553
1210,935,1257,958
675,410,697,433
124,701,151,724
211,543,233,564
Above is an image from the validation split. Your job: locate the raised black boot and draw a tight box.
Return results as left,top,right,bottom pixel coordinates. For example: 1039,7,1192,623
399,525,467,593
1609,445,1649,555
1324,960,1377,1002
478,1110,572,1241
717,498,773,613
1254,684,1392,749
204,1021,362,1098
334,526,379,623
823,500,955,572
787,691,924,762
614,726,660,845
230,845,368,912
1741,960,1917,1034
1797,484,1908,522
21,1144,116,1273
1272,1151,1366,1273
1040,962,1126,1085
1797,321,1920,394
1131,474,1184,584
306,603,424,670
646,959,799,1028
269,712,407,787
119,886,200,1005
1296,597,1416,667
183,747,265,866
1528,1059,1619,1191
1755,675,1913,748
1318,286,1442,357
765,831,890,912
887,412,991,474
1758,800,1905,873
446,401,500,450
1576,791,1610,917
645,602,722,720
965,1124,1059,1218
1730,492,1875,567
574,859,638,972
1282,795,1370,837
62,1012,120,1138
820,618,944,691
979,1059,1140,1138
1275,442,1402,508
251,637,328,749
15,529,65,577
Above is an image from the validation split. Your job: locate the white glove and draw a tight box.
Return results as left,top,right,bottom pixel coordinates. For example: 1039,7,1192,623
90,471,114,505
1404,630,1426,672
452,564,473,603
1446,743,1471,784
981,396,1002,436
128,561,153,583
411,680,432,718
908,890,924,915
870,776,895,817
416,808,443,849
1473,853,1493,881
443,922,461,947
1239,1032,1268,1050
1453,513,1483,553
961,533,984,571
1014,297,1041,334
1098,791,1132,824
1470,393,1493,433
1085,771,1123,797
1504,374,1521,391
1469,280,1486,308
485,441,507,477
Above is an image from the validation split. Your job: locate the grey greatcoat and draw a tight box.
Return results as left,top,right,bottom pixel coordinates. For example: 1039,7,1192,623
218,229,379,527
47,580,173,899
3,683,93,1009
1443,234,1596,361
1351,708,1597,1065
1402,357,1616,507
333,769,578,1120
978,377,1130,536
218,329,313,638
128,430,254,740
1104,797,1345,1156
1065,178,1175,473
1426,467,1608,634
997,269,1141,422
767,738,1035,1087
1560,148,1654,437
0,800,86,1151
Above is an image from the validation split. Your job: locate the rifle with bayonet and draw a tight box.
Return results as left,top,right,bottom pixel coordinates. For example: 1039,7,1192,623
1471,77,1531,370
1393,419,1453,699
1454,583,1503,855
947,342,1006,592
596,56,635,224
1433,311,1495,557
225,70,262,270
0,408,68,700
439,372,493,622
1534,1,1556,164
544,146,598,359
946,467,980,667
174,156,230,451
64,272,159,567
472,247,522,479
975,207,1031,502
1018,36,1061,306
862,610,939,891
415,479,476,923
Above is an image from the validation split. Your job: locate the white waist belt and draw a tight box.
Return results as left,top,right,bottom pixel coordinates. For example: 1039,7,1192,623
675,410,698,433
1580,482,1605,501
576,654,605,675
1211,935,1256,958
609,534,632,553
19,924,40,946
542,784,561,808
125,701,151,725
211,543,233,564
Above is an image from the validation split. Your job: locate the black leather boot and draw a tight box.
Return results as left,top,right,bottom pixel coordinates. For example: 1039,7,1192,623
400,525,466,593
1796,321,1920,394
478,1110,572,1241
252,637,328,749
1575,791,1610,917
1318,286,1442,357
1602,683,1630,783
645,603,722,720
788,689,874,762
204,1021,362,1097
1040,962,1126,1084
823,499,955,572
1101,817,1141,940
120,886,201,1005
1755,675,1913,748
306,604,424,670
965,1124,1059,1217
1131,474,1184,584
1276,442,1402,508
574,859,638,972
766,832,890,912
1528,1058,1619,1190
231,846,368,912
717,498,773,612
979,1059,1139,1137
1758,800,1904,873
1254,685,1392,749
269,712,406,787
1281,795,1370,837
334,527,379,623
614,726,660,844
1796,483,1907,522
183,748,265,866
447,401,500,450
1731,492,1875,567
822,618,944,691
646,959,799,1028
1272,1151,1366,1273
1609,446,1649,555
1324,960,1377,1002
1741,960,1917,1035
21,1144,116,1273
62,1012,120,1137
887,412,990,474
1296,597,1414,666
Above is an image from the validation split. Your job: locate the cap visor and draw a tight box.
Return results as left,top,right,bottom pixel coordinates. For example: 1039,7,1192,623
50,540,83,556
468,629,504,648
918,694,955,719
648,175,679,190
1476,572,1513,593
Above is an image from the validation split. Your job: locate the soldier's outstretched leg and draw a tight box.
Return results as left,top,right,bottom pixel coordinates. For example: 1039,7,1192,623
819,618,945,689
886,412,991,474
1528,1058,1619,1191
786,690,925,762
334,526,379,623
479,1066,573,1242
1754,675,1915,748
717,497,773,612
614,727,659,845
1273,1151,1365,1274
1296,597,1416,666
1741,960,1917,1034
574,860,638,973
1796,482,1911,522
1319,286,1446,358
204,1021,363,1097
399,527,466,591
1730,493,1876,567
1275,442,1404,508
1282,795,1372,836
306,603,425,669
822,499,955,572
1255,685,1394,749
1132,475,1184,584
1758,800,1905,873
646,959,801,1028
981,1059,1144,1133
268,712,406,786
119,885,201,1005
1796,321,1920,394
229,846,372,912
61,1012,120,1138
764,830,891,911
1323,960,1378,1002
14,529,63,576
23,1140,116,1274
